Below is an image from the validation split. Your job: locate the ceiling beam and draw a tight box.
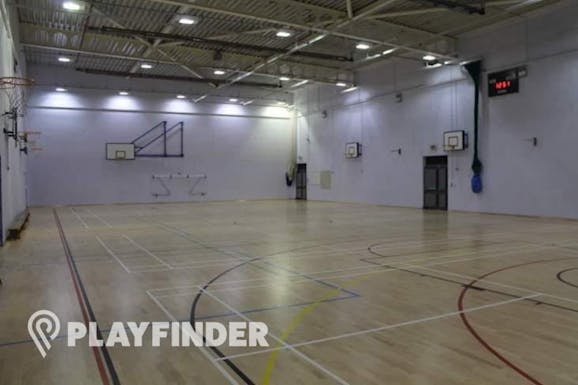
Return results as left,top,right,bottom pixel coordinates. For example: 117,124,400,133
128,5,193,74
90,26,353,62
346,0,354,18
143,0,455,58
194,0,409,101
92,6,205,79
369,0,527,18
21,43,349,85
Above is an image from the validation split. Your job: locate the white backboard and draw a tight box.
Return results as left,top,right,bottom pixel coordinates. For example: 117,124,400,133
106,143,136,160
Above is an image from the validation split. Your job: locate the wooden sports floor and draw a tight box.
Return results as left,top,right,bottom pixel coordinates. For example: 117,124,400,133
1,200,577,385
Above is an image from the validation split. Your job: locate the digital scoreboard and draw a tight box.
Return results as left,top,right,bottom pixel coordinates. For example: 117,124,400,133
488,66,526,97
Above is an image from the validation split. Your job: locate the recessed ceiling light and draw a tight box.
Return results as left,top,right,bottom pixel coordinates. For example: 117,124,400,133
63,1,81,11
55,87,67,92
119,91,129,96
58,57,72,63
229,98,239,102
423,54,436,61
178,16,199,25
141,63,153,69
213,69,226,76
356,42,371,50
276,29,293,38
177,95,186,99
382,48,396,55
279,76,291,82
336,82,348,87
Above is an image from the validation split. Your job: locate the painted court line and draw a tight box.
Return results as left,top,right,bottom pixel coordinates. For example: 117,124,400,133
121,235,173,269
146,243,550,294
198,286,351,385
86,209,114,228
95,235,131,274
145,290,241,385
70,207,90,229
215,294,541,362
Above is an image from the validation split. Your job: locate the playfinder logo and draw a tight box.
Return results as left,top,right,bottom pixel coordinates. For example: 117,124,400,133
28,310,269,358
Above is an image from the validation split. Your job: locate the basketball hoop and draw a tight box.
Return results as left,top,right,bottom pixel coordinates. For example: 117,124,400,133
0,77,35,89
1,76,35,116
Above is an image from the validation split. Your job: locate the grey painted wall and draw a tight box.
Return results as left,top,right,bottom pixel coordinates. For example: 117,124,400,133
1,2,28,243
27,70,295,206
295,1,578,219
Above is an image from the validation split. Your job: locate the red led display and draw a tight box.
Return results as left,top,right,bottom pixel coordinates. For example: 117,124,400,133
488,69,519,97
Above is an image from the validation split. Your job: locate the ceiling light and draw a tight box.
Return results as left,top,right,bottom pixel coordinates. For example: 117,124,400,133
336,82,348,87
276,29,293,38
291,80,308,88
178,16,199,25
382,48,396,55
277,101,287,105
141,63,153,69
356,42,371,50
426,63,443,69
279,76,291,82
119,91,129,96
423,54,436,61
58,57,72,63
213,69,226,76
55,87,67,92
63,1,81,11
342,86,358,94
242,100,254,106
229,98,239,103
177,95,186,99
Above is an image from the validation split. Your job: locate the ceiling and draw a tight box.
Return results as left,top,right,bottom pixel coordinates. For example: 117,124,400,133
15,0,561,94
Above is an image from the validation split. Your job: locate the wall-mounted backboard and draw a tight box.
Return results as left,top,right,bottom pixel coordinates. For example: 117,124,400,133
345,142,362,159
443,131,468,152
106,143,136,160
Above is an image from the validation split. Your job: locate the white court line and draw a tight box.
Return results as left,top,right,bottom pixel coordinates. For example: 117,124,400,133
418,265,578,306
149,245,550,297
95,235,131,274
215,294,541,362
122,235,173,270
145,290,241,385
147,246,578,306
85,208,113,228
70,207,89,229
198,286,351,385
146,243,549,294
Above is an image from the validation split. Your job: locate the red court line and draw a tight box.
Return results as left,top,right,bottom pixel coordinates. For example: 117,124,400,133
54,210,112,385
458,258,577,385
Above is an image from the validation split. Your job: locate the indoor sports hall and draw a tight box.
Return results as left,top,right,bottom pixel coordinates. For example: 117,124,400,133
0,1,577,384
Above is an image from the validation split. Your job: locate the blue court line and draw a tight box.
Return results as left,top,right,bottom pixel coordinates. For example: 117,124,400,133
0,292,359,349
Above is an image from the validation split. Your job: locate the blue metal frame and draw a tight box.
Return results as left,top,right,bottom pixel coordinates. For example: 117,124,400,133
131,121,184,158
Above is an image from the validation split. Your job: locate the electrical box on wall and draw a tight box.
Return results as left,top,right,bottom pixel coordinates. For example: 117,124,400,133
345,142,362,159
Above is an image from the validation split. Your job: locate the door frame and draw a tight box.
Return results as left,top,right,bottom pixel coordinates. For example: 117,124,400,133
423,156,448,210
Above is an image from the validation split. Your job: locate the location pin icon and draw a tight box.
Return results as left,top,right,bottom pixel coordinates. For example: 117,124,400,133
28,310,61,358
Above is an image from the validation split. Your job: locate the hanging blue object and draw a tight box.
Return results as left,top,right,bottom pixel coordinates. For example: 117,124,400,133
464,61,484,194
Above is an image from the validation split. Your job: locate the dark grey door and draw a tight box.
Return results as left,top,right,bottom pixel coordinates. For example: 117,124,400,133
424,156,448,210
296,163,307,200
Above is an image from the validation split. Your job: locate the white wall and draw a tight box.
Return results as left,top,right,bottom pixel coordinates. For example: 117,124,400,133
27,67,295,206
0,0,28,243
295,0,578,219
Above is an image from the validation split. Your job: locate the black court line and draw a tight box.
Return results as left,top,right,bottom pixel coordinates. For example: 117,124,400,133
54,209,121,385
557,267,578,289
363,248,578,314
